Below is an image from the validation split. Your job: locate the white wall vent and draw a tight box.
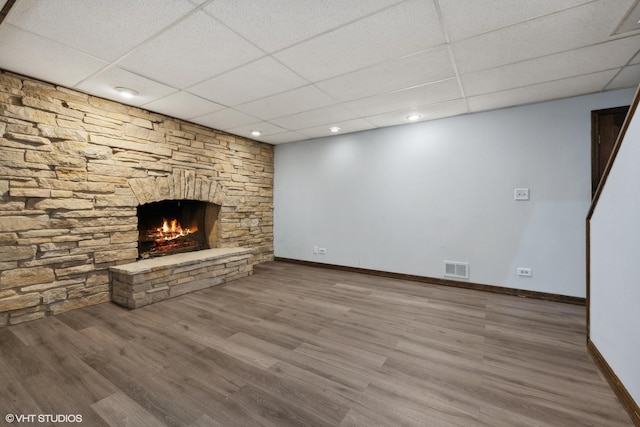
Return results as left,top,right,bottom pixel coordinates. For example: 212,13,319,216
443,261,469,279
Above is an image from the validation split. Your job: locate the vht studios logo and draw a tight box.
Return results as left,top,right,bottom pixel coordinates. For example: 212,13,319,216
5,414,83,423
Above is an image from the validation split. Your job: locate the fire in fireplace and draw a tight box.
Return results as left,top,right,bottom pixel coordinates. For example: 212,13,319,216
137,200,212,259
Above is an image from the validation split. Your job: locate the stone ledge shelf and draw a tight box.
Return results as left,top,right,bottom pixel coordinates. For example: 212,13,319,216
110,247,253,309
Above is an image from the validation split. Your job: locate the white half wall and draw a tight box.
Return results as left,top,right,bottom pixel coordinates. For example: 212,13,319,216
274,89,634,297
590,91,640,405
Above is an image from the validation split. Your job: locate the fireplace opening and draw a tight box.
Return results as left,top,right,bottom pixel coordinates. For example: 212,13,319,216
137,200,219,259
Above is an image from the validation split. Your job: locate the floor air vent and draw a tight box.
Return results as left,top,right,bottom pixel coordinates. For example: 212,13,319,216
443,261,469,279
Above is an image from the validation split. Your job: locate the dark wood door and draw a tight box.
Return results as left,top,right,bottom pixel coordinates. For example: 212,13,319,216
591,106,629,196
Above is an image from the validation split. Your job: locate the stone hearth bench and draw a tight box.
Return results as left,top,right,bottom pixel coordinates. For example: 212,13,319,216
109,247,253,309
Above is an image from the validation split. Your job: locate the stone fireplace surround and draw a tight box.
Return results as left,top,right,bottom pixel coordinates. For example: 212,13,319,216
111,173,254,308
0,71,274,326
130,172,223,258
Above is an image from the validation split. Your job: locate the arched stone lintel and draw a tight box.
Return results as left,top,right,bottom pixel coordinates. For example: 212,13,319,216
129,171,226,206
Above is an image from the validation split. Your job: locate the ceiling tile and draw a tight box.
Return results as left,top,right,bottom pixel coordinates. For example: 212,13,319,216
466,70,620,113
119,11,264,89
274,0,445,82
364,99,468,127
74,67,177,107
316,46,455,102
142,91,225,120
296,119,376,138
451,0,636,74
439,0,592,41
204,0,402,53
234,86,335,121
2,0,636,144
225,122,288,140
270,105,360,130
259,131,307,145
343,79,462,117
188,57,308,106
612,0,640,35
191,108,260,131
461,35,640,96
6,0,197,62
605,64,640,90
0,25,108,88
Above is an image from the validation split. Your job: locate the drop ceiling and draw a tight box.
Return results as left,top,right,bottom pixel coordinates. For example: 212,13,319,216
1,0,639,145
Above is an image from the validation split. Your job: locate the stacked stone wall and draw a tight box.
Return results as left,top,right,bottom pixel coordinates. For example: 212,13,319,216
0,71,274,326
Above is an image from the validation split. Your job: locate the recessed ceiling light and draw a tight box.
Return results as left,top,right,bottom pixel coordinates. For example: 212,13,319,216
251,130,262,137
406,114,422,121
115,87,139,99
329,126,341,133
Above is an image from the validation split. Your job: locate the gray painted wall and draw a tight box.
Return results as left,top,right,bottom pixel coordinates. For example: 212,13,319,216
590,89,640,405
274,88,634,297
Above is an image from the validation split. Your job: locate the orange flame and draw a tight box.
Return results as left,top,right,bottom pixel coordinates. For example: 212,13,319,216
148,218,198,243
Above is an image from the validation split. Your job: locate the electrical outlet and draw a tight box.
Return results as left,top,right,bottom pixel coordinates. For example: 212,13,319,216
517,267,532,277
313,246,318,254
318,247,326,255
514,188,530,201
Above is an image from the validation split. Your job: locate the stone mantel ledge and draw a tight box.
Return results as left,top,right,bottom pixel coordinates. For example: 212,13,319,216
110,247,252,275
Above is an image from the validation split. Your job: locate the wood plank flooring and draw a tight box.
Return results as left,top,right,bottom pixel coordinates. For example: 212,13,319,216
0,261,633,426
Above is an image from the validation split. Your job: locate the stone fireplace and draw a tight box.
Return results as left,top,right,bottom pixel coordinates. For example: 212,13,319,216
0,70,274,326
108,171,254,309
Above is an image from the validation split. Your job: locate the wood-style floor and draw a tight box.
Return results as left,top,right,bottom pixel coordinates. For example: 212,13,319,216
0,261,632,426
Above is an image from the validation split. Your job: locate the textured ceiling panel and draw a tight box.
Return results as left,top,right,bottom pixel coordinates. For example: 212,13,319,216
274,0,445,82
316,46,455,102
466,69,620,112
613,0,640,35
606,64,640,90
439,0,592,41
119,11,264,89
75,67,177,106
0,24,108,87
271,104,361,130
297,118,376,138
234,85,335,121
204,0,403,53
461,35,640,97
0,0,638,144
6,0,198,61
225,121,288,140
365,99,468,127
191,108,260,131
258,131,307,144
142,91,225,120
343,79,462,117
188,57,309,107
451,0,636,74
